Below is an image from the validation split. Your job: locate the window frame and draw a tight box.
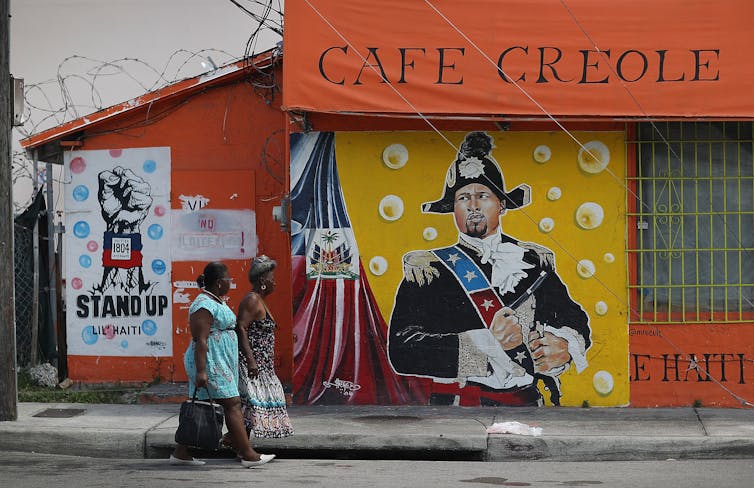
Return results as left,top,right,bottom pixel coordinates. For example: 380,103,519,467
627,122,754,324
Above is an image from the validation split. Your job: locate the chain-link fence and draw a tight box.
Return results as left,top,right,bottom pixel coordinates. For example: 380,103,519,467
14,220,34,366
14,190,56,369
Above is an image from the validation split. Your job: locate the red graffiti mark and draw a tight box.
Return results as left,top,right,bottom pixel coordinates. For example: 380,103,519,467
199,216,215,230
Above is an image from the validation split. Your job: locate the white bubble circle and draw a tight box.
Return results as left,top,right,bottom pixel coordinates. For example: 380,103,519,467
577,259,596,278
575,202,605,230
595,301,608,316
603,253,615,264
533,145,552,163
423,227,438,241
382,144,409,169
539,217,554,233
379,195,404,221
547,187,562,201
369,256,388,276
593,370,614,396
578,140,610,174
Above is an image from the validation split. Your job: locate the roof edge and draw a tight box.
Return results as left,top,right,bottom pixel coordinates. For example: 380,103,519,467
21,48,279,150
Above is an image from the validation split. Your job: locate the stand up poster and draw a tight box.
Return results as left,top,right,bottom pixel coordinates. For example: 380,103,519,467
64,147,172,357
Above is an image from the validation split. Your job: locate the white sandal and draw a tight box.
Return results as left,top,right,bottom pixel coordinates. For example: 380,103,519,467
241,454,275,468
169,454,206,466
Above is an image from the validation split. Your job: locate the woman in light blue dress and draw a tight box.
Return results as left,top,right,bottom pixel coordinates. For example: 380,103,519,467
171,262,275,468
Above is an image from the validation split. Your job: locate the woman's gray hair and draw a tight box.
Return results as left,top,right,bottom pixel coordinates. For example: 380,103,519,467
248,255,277,284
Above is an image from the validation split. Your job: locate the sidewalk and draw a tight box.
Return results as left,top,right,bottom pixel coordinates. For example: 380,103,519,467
2,401,754,461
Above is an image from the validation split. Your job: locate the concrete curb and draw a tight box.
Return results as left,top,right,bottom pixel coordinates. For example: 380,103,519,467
3,403,754,462
0,424,146,459
486,435,754,461
146,415,488,459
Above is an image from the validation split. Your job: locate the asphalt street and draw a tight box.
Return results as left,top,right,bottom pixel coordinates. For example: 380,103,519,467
1,451,752,488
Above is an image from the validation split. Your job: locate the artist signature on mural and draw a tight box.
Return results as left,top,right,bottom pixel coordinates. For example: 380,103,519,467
322,378,361,396
145,340,167,351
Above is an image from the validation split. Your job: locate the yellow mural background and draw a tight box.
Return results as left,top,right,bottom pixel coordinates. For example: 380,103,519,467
336,131,629,407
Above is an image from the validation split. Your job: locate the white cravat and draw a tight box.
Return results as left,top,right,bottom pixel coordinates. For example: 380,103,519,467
460,233,534,295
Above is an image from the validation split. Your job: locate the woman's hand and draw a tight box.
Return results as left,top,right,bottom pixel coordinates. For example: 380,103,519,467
247,358,259,379
195,371,209,389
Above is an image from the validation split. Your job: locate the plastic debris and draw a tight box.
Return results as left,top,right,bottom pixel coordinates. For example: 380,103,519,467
28,363,59,388
486,421,543,436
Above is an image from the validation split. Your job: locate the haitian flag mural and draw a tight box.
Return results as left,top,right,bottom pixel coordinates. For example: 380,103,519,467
64,148,172,357
291,132,430,404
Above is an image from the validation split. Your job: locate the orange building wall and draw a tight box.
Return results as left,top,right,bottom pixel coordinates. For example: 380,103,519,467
64,73,293,387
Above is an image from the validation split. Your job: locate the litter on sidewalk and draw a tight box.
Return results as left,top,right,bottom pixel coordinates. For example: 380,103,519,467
486,421,542,436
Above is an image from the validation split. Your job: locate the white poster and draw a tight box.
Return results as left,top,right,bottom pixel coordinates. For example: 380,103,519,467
171,208,257,262
64,148,172,357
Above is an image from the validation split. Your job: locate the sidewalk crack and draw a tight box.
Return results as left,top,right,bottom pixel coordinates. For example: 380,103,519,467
693,408,709,436
143,413,179,458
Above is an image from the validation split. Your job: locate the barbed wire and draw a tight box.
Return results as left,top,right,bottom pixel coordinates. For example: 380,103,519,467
16,49,241,138
11,0,284,214
11,49,238,214
228,0,284,38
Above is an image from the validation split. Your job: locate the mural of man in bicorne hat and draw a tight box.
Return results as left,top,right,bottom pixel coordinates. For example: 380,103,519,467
387,131,591,406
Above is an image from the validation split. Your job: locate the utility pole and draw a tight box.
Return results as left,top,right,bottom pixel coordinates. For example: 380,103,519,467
0,0,18,421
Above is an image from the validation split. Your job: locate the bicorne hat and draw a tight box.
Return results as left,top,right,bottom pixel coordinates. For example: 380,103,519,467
422,131,531,214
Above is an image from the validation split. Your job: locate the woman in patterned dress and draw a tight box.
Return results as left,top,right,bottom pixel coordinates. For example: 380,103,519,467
171,261,275,467
237,255,294,439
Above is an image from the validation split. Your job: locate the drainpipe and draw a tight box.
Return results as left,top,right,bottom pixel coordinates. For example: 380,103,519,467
45,161,57,368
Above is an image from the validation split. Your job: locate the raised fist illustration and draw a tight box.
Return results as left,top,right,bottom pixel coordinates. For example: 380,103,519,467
93,166,154,294
98,166,153,233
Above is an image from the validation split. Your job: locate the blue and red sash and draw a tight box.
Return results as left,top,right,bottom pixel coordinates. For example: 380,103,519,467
431,245,505,328
431,245,534,373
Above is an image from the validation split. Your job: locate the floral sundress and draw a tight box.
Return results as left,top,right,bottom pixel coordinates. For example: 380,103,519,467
238,313,294,438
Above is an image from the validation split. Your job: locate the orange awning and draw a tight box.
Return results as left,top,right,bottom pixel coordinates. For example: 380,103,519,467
283,0,754,118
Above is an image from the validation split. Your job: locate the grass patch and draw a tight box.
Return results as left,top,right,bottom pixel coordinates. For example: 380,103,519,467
18,388,134,404
17,370,144,404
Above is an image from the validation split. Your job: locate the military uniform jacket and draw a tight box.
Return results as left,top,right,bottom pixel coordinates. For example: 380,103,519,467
388,233,590,387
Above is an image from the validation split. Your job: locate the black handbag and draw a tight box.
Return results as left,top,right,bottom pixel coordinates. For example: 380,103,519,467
174,389,225,450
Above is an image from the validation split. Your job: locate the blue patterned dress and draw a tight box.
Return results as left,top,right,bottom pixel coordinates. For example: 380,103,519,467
184,293,239,400
239,313,294,438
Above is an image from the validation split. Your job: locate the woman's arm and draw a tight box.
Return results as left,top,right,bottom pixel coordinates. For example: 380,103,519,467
189,307,213,389
236,294,263,378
